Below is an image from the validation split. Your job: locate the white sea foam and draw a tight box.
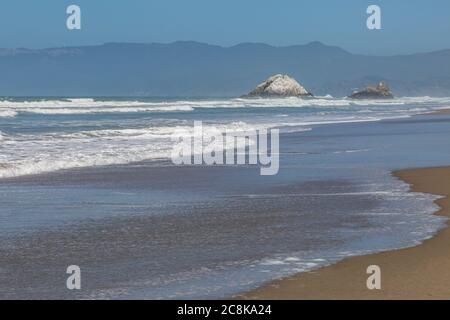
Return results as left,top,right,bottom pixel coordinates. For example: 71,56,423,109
332,148,372,154
0,110,17,117
0,96,449,117
1,96,450,178
258,256,323,272
0,121,287,178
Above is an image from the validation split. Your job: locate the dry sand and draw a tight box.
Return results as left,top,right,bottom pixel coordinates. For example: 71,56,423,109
243,166,450,299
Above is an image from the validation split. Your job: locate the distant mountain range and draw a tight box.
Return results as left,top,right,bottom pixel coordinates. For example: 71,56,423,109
1,41,450,97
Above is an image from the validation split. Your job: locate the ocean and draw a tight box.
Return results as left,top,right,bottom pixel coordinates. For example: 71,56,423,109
1,96,450,299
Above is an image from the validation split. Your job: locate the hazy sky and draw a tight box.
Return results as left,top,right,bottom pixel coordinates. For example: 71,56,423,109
1,0,450,55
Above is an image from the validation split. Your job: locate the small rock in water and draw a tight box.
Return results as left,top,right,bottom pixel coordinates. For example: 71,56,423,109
349,81,394,99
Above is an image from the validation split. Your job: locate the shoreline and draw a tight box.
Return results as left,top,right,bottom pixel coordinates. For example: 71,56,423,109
2,110,450,298
432,109,450,115
242,166,450,299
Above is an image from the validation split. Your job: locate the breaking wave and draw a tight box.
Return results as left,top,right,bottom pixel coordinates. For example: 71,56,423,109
0,96,449,117
0,121,305,179
0,95,449,178
0,110,17,117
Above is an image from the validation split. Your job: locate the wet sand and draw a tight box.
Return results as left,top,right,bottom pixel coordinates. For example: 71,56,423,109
433,109,450,115
243,166,450,299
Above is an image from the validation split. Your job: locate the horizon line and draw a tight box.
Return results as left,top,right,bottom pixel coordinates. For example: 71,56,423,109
2,40,450,57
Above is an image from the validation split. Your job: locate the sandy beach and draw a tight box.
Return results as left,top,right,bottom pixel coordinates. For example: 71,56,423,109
434,109,450,115
243,166,450,300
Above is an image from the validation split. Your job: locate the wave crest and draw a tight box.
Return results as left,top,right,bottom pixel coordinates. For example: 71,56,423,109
0,96,449,116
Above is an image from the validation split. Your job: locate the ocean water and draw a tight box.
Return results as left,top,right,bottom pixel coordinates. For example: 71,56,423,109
1,96,450,299
1,96,450,178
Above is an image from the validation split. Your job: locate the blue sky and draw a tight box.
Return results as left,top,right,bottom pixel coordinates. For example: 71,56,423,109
1,0,450,55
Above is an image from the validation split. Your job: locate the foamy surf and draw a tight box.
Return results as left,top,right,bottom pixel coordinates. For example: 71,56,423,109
1,96,450,178
0,110,17,117
0,96,450,117
0,121,293,178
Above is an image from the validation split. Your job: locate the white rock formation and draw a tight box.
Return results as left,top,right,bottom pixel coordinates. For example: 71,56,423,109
246,74,312,97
